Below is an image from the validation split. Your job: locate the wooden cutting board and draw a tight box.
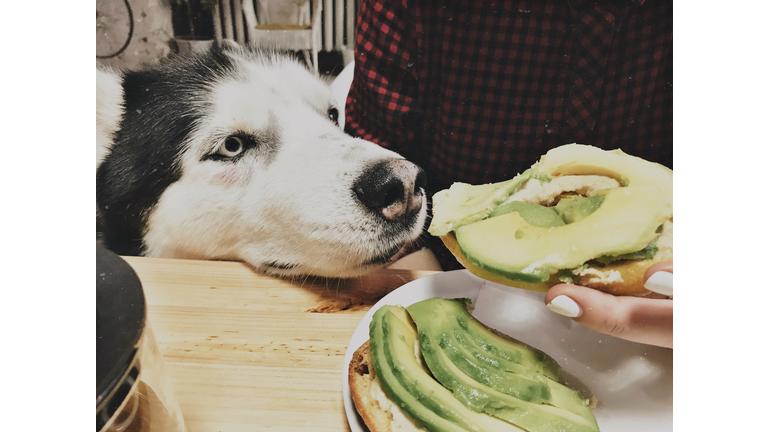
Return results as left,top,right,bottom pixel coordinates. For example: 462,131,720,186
123,256,438,432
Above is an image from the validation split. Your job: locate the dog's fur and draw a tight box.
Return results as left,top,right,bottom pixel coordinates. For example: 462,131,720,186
96,44,427,278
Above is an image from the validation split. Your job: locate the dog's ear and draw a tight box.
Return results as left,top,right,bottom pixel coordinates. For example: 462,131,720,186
330,60,354,129
96,65,124,170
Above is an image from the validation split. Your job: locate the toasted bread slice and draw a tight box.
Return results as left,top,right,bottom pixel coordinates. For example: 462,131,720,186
349,341,393,432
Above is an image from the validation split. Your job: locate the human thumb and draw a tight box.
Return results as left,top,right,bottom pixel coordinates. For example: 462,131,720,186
544,283,673,348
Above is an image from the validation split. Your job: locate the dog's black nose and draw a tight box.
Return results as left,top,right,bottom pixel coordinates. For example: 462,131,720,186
354,159,427,223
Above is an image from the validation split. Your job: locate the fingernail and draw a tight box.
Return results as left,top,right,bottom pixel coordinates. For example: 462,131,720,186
645,271,673,296
546,295,582,318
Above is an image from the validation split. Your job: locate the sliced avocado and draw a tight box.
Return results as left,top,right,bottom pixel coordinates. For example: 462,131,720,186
429,144,673,238
429,169,553,237
369,306,525,432
406,298,599,432
408,300,585,399
429,299,562,381
594,237,660,265
455,186,669,283
490,201,566,227
449,327,561,383
553,195,604,224
440,331,594,418
534,144,673,216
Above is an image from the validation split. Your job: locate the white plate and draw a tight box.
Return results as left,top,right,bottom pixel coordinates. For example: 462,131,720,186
343,270,672,432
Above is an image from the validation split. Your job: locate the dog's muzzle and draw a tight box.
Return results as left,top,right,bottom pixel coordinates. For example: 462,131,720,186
353,159,427,223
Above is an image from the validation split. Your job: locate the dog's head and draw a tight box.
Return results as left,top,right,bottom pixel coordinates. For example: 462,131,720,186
96,45,426,277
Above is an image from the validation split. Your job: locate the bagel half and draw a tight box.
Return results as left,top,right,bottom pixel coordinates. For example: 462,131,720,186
429,144,673,297
348,300,601,431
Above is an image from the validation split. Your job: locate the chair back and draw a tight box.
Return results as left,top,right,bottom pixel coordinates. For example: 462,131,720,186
256,0,311,26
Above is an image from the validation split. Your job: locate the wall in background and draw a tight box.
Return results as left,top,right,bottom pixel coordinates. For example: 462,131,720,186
96,0,353,74
97,0,174,70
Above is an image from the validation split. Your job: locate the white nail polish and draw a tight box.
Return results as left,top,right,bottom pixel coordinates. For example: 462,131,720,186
546,295,582,318
645,272,673,296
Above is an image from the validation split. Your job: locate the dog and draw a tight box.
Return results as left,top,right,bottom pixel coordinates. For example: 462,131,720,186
96,44,427,278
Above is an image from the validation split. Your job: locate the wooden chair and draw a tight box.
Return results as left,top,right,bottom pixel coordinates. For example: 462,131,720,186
242,0,323,74
213,0,357,73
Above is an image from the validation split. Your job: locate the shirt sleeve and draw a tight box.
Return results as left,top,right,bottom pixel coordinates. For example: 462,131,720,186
344,0,420,155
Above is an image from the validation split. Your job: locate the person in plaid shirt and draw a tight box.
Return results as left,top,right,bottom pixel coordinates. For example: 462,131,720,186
345,0,672,270
345,0,673,348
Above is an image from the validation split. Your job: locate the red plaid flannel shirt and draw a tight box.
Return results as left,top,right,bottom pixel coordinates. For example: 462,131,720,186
345,0,672,269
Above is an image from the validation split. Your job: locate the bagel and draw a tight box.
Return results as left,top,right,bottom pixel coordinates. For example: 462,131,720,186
349,299,600,432
428,144,673,296
349,341,403,432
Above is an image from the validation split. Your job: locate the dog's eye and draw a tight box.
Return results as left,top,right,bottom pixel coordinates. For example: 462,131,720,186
328,107,339,126
218,137,245,157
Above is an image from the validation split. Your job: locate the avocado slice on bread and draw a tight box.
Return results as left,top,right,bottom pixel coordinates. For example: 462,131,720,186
429,144,673,296
349,298,599,431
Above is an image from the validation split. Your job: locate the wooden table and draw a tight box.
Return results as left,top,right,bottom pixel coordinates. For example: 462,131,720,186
123,256,438,432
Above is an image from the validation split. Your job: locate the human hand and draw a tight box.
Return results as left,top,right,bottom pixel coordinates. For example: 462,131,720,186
544,262,673,348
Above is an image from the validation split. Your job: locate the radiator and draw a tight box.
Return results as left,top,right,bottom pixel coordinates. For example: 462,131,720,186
215,0,357,52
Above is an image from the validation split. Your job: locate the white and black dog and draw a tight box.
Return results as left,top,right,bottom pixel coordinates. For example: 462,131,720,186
96,44,427,278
